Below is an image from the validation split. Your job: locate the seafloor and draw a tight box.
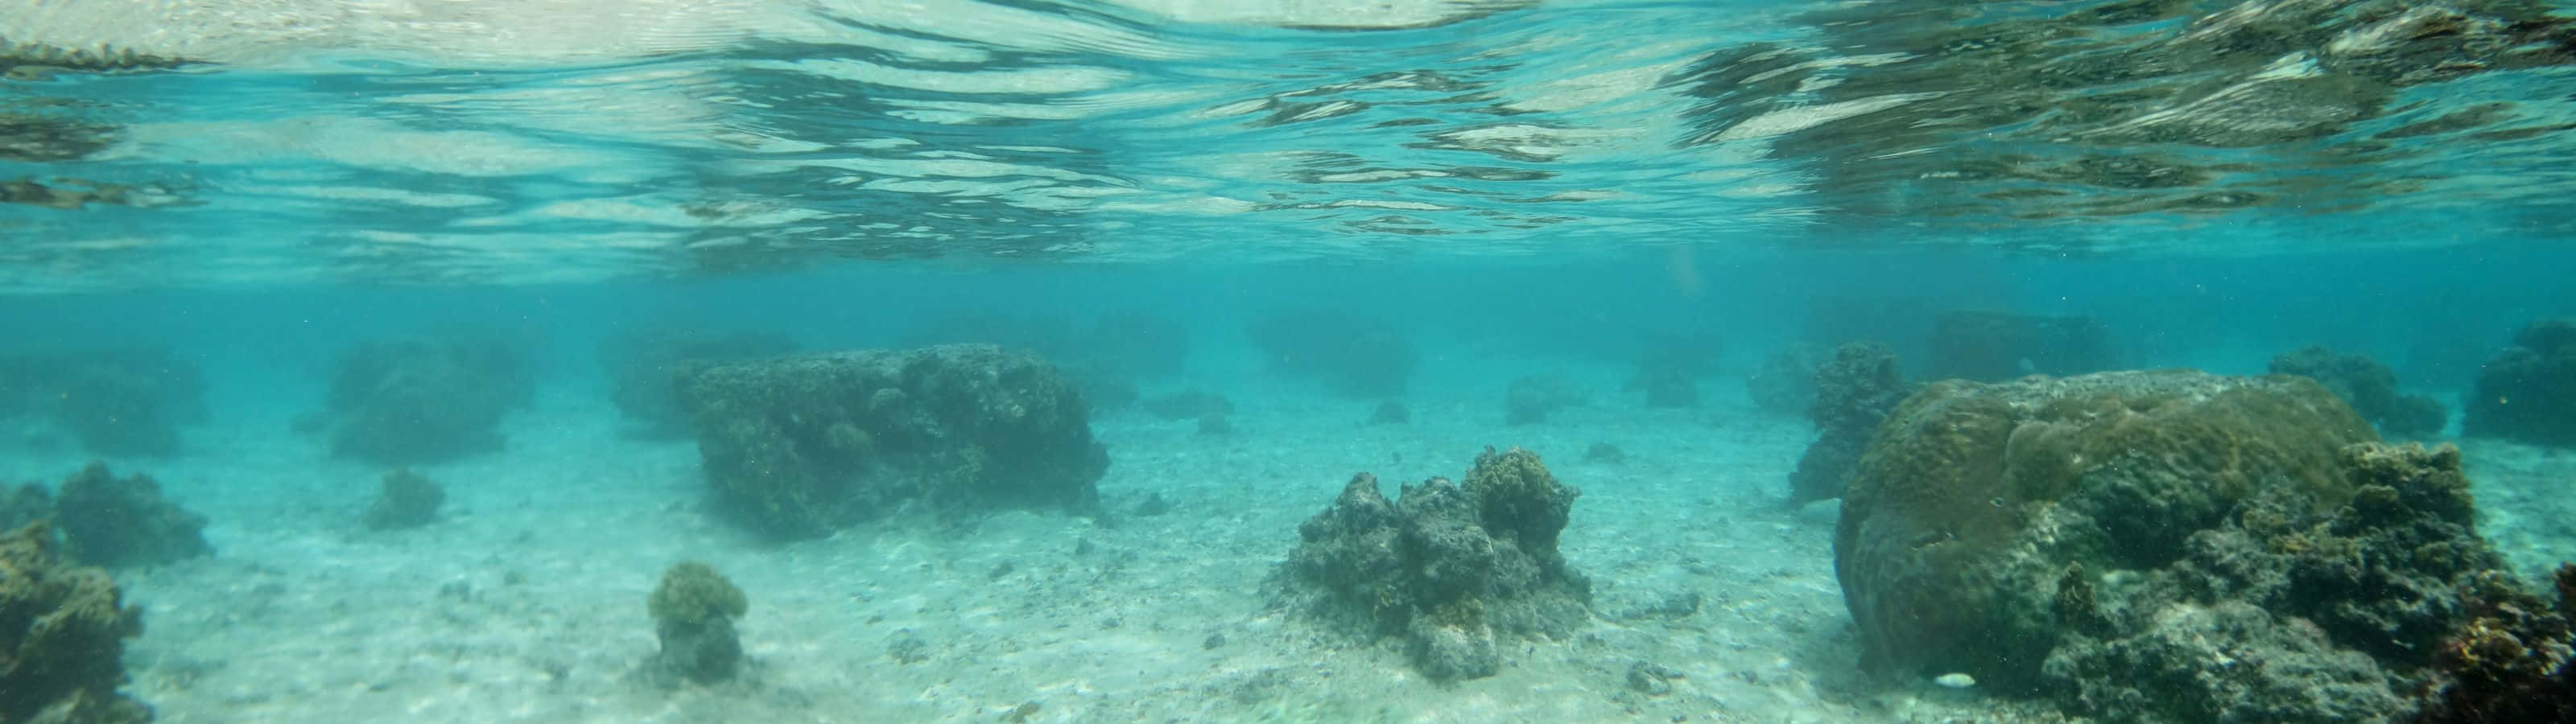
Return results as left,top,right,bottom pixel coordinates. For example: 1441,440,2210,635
2,352,2566,724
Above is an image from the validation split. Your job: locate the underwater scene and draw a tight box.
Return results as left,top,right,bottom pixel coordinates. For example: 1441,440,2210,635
5,1,2576,722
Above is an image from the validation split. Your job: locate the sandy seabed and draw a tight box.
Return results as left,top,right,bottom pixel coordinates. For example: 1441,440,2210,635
8,366,2568,724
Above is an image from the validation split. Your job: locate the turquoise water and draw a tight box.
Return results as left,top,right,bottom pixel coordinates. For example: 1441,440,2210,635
5,2,2576,722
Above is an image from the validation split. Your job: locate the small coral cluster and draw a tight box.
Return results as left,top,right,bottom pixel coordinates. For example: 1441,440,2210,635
646,562,749,685
1272,447,1591,680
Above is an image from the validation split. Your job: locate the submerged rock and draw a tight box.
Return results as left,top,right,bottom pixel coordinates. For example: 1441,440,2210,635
1270,446,1591,681
674,344,1108,538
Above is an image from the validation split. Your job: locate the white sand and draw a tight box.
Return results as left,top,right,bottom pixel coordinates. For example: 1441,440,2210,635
6,363,2557,723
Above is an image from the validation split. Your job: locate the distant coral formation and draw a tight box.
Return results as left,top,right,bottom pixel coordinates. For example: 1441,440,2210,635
1924,311,2119,382
598,327,796,438
1271,447,1591,681
52,463,210,569
2270,344,2446,439
1503,372,1586,425
0,520,152,723
645,561,749,685
1746,343,1827,417
2465,317,2576,446
1626,331,1721,409
675,344,1108,538
0,348,207,456
1245,308,1415,397
1785,342,1911,506
1836,369,2543,722
316,339,533,463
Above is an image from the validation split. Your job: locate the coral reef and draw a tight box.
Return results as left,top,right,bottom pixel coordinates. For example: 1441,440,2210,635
316,339,533,464
1504,372,1586,425
2270,344,2446,439
2464,317,2576,446
362,470,444,531
1837,368,2530,722
54,463,210,568
1923,311,2119,382
1244,308,1415,397
1270,447,1591,681
1746,343,1827,417
673,344,1109,538
0,521,152,723
1785,342,1911,506
598,327,796,438
0,348,207,456
2411,565,2576,723
645,562,748,685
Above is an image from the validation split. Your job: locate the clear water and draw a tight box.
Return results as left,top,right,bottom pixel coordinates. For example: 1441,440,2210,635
4,1,2575,722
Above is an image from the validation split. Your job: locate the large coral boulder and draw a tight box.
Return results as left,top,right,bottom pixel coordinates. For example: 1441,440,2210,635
674,344,1108,538
1837,369,2524,721
1271,447,1591,681
0,521,152,723
2464,317,2576,446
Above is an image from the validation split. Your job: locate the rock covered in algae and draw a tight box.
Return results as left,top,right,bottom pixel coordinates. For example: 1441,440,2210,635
673,343,1108,538
0,521,152,723
1271,446,1590,681
1835,368,2534,722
